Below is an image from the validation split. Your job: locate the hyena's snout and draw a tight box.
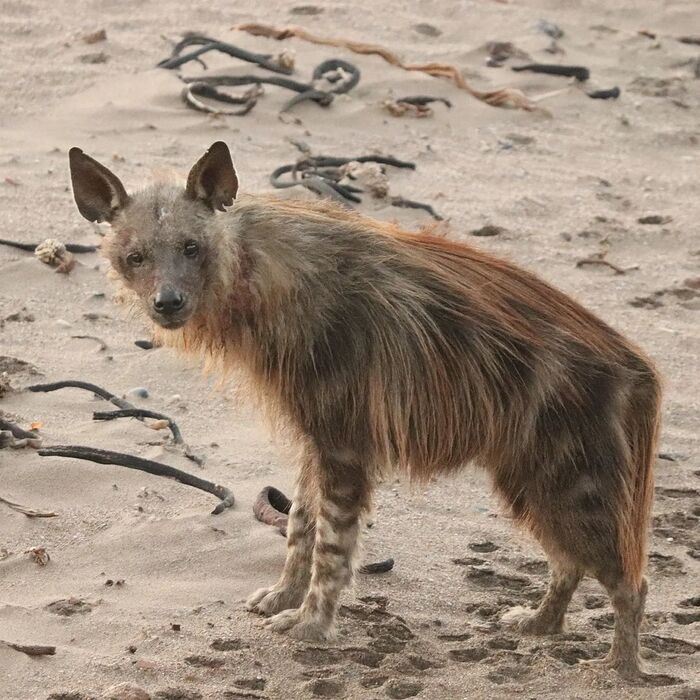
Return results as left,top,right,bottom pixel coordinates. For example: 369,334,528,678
151,285,190,328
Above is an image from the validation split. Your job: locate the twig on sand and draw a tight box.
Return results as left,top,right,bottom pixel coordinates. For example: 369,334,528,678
38,446,234,514
358,559,395,574
28,380,136,410
390,196,444,221
93,408,185,445
253,486,393,574
575,256,639,275
253,486,292,535
512,63,590,82
0,496,57,518
181,82,261,116
384,95,452,118
270,153,441,219
27,380,203,465
70,335,108,352
158,32,294,74
588,86,621,100
232,22,541,112
0,641,56,656
0,239,98,254
180,58,361,114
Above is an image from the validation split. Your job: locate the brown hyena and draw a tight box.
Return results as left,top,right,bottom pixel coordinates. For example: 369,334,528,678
69,142,661,680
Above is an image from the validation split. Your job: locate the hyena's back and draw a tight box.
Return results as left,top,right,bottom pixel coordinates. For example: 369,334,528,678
222,198,660,587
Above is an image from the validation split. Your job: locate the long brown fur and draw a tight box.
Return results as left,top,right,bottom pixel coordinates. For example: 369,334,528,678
70,143,661,680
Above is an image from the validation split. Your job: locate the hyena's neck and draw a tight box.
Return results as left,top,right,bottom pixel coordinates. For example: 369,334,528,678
163,196,330,381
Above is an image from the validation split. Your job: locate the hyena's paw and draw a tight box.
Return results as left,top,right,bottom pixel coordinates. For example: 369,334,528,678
264,609,335,642
501,605,564,635
246,585,305,616
578,654,679,685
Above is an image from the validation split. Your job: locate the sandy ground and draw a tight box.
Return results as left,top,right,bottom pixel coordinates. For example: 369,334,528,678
1,1,698,698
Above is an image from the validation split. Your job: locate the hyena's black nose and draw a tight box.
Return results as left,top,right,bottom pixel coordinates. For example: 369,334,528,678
153,288,185,315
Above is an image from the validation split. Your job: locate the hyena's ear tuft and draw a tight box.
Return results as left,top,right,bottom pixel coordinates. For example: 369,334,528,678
185,141,238,212
69,148,130,223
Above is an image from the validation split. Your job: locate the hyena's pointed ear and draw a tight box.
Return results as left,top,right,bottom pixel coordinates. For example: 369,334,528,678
185,141,238,212
69,147,130,223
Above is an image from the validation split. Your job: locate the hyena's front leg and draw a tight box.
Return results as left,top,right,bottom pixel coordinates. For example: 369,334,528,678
246,485,316,616
265,454,369,641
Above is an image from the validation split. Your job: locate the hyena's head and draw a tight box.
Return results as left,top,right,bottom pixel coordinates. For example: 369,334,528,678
69,142,238,330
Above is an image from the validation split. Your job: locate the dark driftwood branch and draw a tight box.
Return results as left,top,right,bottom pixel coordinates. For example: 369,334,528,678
588,87,621,100
27,380,203,465
28,380,135,410
184,73,317,94
158,33,293,74
270,154,416,205
38,446,234,514
391,196,443,221
93,408,184,445
182,82,261,116
180,58,360,114
0,239,98,254
253,486,394,574
358,558,395,574
512,63,590,82
396,95,452,108
1,641,56,656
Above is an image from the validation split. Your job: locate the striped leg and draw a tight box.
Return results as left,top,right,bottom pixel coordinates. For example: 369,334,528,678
265,453,369,641
246,482,316,616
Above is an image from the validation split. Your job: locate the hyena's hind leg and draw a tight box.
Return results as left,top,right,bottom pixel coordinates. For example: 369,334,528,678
586,574,648,679
503,556,583,635
265,451,370,641
246,480,316,616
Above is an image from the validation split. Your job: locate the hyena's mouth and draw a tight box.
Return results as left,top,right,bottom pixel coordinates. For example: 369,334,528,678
155,317,188,330
150,310,191,330
157,318,188,330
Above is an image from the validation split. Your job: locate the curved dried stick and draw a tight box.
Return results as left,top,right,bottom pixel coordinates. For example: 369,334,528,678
38,446,234,514
158,33,293,74
588,86,620,100
0,495,57,518
512,63,590,82
575,257,638,275
358,558,395,574
28,380,135,410
93,408,183,445
390,196,443,221
253,486,291,534
182,82,261,116
71,335,108,352
0,239,98,254
1,641,56,656
395,95,452,108
27,380,203,465
181,59,360,114
253,486,394,574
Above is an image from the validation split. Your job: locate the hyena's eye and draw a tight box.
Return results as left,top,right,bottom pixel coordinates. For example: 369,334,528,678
183,240,199,258
126,251,144,267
